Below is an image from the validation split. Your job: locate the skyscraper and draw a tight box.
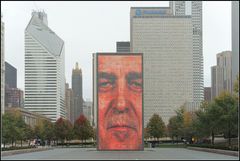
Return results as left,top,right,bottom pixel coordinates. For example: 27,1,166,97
170,1,204,103
232,1,239,86
131,7,193,125
5,88,24,108
204,87,211,102
211,66,217,100
65,82,74,124
24,11,66,122
72,62,83,121
83,101,93,125
5,61,23,108
116,41,130,53
65,83,71,121
5,61,17,88
1,14,5,114
211,51,232,99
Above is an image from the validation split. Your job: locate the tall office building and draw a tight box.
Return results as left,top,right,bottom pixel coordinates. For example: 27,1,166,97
170,1,203,103
72,62,83,121
5,62,17,88
5,61,23,108
131,7,193,125
65,82,75,124
116,41,130,53
211,66,217,100
1,15,5,114
232,1,239,86
25,11,66,122
211,51,232,99
204,87,211,102
65,83,71,121
5,88,24,108
83,101,93,126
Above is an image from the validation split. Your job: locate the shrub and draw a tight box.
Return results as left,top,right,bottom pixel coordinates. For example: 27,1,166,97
188,144,238,151
1,146,36,151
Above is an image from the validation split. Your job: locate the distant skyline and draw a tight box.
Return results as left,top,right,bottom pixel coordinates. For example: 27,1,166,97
1,1,231,101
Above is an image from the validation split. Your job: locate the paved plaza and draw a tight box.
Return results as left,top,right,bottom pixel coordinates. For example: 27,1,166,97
1,148,239,160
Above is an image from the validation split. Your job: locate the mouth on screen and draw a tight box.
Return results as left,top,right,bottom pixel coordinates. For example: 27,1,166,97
107,125,137,132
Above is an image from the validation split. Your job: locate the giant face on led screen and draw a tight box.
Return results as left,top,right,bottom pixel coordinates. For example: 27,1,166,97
97,53,143,150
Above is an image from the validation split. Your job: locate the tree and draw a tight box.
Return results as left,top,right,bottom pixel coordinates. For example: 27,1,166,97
42,119,55,145
192,107,210,139
204,102,222,145
14,113,28,147
34,118,45,144
214,91,238,147
167,106,191,143
2,112,16,147
2,110,27,147
146,113,166,140
65,119,74,143
54,117,69,144
168,116,182,142
73,114,94,144
24,125,35,146
193,101,222,145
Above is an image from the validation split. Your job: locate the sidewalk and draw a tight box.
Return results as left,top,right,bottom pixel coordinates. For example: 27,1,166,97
1,146,53,157
187,146,239,157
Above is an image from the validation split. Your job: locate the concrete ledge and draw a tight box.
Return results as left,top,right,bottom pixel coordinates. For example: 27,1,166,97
187,147,239,157
1,147,53,157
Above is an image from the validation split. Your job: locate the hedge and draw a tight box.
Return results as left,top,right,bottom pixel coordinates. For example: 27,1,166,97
1,146,36,151
188,144,238,151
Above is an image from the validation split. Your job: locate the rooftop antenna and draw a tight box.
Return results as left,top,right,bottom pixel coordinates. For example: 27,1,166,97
33,1,39,11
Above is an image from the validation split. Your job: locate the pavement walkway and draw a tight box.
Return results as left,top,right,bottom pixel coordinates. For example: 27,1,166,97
1,148,239,160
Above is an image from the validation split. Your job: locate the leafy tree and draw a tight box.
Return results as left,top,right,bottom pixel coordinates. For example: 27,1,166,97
204,102,222,145
193,101,222,145
182,110,195,143
24,125,35,146
214,92,238,147
192,107,210,139
168,106,193,143
2,112,16,147
15,114,28,147
168,116,182,142
42,119,55,145
2,110,27,147
146,113,166,140
65,119,74,143
34,118,45,144
54,117,69,144
73,114,94,143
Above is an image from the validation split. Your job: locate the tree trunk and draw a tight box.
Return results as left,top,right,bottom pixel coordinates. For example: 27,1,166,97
228,122,231,147
211,131,214,145
21,140,22,147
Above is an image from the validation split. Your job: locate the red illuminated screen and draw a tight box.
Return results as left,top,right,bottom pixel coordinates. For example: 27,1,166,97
97,54,143,150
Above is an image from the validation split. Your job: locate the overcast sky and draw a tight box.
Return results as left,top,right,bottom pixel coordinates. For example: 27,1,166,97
1,1,231,101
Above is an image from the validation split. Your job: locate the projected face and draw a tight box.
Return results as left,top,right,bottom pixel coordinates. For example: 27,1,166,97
98,54,143,150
